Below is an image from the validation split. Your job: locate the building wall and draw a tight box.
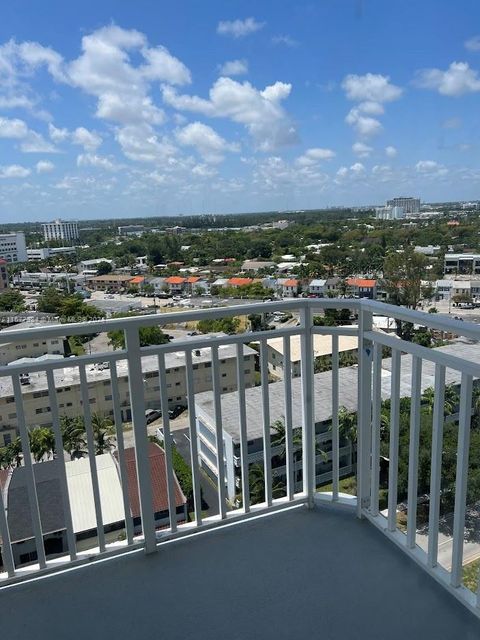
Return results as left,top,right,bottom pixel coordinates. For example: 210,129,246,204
42,221,79,242
0,262,8,290
0,232,27,263
0,354,256,435
0,335,65,365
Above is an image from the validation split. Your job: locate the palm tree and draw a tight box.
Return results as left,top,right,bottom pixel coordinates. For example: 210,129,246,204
271,418,303,460
29,427,55,462
60,416,86,460
91,413,115,454
5,437,23,468
248,463,285,505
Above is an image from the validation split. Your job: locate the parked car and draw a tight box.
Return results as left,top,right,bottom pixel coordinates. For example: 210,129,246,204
145,409,162,424
168,405,185,420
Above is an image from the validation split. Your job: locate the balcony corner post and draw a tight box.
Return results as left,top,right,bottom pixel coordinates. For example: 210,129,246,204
357,304,373,518
124,325,158,554
300,302,315,509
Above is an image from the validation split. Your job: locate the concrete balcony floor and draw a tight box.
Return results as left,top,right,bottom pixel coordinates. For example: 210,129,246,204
2,506,480,640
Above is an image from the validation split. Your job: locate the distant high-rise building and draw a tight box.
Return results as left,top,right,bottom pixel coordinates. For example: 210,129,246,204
386,197,420,214
375,206,405,220
0,232,27,263
42,219,79,243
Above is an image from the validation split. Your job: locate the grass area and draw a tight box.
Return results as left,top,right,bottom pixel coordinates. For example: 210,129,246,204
68,336,85,356
317,475,357,495
463,559,480,593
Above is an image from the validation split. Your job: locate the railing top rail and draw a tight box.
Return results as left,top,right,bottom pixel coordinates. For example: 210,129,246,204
0,297,479,344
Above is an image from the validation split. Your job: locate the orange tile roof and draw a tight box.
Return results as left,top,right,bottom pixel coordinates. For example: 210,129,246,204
228,277,253,286
166,276,186,284
186,276,200,283
346,278,376,287
129,276,145,284
283,279,298,287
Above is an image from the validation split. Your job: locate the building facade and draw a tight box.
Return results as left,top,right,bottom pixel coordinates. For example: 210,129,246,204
0,232,27,263
42,220,79,243
0,259,8,291
0,322,65,366
444,254,480,275
375,206,405,220
386,197,420,214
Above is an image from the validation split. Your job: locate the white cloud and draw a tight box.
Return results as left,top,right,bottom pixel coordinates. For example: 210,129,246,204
442,117,462,129
350,162,365,174
15,41,66,82
342,74,401,138
36,160,54,173
162,77,297,151
77,153,117,171
71,126,102,151
20,131,57,153
0,164,31,178
115,124,177,163
414,62,480,96
465,35,480,52
218,59,248,76
342,73,402,103
415,160,448,175
140,45,191,85
0,116,29,138
352,142,372,158
271,35,298,47
48,123,69,142
192,163,218,178
385,145,397,158
295,147,335,166
345,108,382,137
176,121,239,163
217,17,265,38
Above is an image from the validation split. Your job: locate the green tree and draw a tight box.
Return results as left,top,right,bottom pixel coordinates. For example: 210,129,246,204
248,463,285,505
108,322,170,349
91,413,115,454
197,317,240,335
28,427,55,462
0,289,26,312
60,416,86,460
96,261,113,275
37,286,64,314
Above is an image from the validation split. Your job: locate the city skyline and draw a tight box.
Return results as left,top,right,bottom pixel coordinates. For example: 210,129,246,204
1,0,480,221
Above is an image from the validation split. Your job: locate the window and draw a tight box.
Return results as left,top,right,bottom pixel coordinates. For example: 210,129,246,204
175,382,180,386
8,412,16,419
221,373,227,377
105,395,112,401
205,362,211,368
244,369,251,374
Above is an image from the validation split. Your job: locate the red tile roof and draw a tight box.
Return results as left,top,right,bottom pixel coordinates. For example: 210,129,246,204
165,276,186,284
186,276,200,283
346,278,377,287
283,279,298,287
129,276,145,285
122,443,186,518
228,277,253,287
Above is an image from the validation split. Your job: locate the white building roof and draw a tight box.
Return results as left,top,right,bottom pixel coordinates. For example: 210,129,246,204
309,279,327,287
66,454,125,533
267,331,358,362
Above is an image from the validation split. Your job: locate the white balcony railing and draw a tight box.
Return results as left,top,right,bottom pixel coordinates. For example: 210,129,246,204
0,299,480,619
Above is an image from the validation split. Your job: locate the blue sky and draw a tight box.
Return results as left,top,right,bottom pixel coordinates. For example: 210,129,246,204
1,0,480,221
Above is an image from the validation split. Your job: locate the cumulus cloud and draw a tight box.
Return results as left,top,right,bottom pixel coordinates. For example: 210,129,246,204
48,123,69,142
0,116,29,138
175,121,239,163
385,145,397,158
352,142,372,158
295,147,335,166
342,73,402,138
414,62,480,96
115,124,176,163
218,59,248,76
415,160,448,175
20,131,57,153
36,160,54,173
71,127,102,151
342,73,402,103
77,153,118,171
217,17,265,38
163,77,297,151
465,35,480,52
0,164,31,178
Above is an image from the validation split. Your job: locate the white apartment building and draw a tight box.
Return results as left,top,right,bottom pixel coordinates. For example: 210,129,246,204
375,206,405,220
444,253,480,275
118,225,146,236
27,247,76,261
0,232,27,263
0,321,65,366
0,343,257,445
266,333,358,379
386,197,420,214
42,219,79,243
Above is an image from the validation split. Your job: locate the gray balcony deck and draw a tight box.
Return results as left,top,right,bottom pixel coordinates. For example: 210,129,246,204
2,506,480,640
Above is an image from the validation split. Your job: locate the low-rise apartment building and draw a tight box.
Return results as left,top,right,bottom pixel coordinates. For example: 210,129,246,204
444,253,480,275
345,278,377,299
86,275,133,292
308,279,327,297
0,343,257,439
0,321,65,366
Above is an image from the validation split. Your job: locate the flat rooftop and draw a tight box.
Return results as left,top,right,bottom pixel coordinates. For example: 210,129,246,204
265,330,358,361
1,507,478,640
195,339,480,442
